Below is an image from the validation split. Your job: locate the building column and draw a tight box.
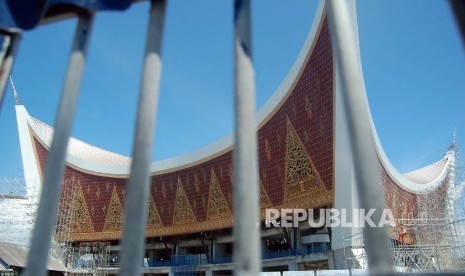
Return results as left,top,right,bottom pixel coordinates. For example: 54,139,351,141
213,241,228,261
291,227,302,254
288,260,298,271
148,249,154,266
176,243,186,255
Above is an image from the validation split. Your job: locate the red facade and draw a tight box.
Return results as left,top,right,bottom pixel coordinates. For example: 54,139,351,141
32,15,439,243
31,17,334,241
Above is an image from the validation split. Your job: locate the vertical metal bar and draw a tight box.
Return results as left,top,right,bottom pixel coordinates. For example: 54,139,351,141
449,0,465,47
22,14,93,276
327,1,392,274
118,0,166,275
0,32,21,112
233,0,261,275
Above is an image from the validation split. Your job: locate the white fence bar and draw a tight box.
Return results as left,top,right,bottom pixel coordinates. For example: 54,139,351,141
450,0,465,46
327,1,392,274
233,0,261,275
22,14,94,276
118,0,166,275
0,32,21,111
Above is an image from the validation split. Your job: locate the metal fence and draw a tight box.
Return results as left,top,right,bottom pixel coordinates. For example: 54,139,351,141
0,0,464,275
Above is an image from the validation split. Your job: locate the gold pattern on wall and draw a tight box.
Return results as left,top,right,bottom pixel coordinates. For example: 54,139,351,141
161,182,167,199
147,195,162,227
201,195,206,209
103,187,124,231
259,181,272,208
304,94,312,119
203,170,208,183
194,174,200,193
228,163,233,183
71,181,94,233
264,138,272,160
170,179,174,192
314,76,322,91
173,177,196,225
207,169,231,220
284,119,325,203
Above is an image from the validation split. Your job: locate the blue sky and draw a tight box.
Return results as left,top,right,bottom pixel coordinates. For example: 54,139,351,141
0,0,464,182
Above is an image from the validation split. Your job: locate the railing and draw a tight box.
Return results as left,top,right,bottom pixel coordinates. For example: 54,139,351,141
106,248,327,268
209,256,233,265
305,243,330,255
1,0,464,276
261,250,295,260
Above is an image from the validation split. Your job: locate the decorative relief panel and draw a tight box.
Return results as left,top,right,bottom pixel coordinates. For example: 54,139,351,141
304,94,312,119
264,138,272,161
71,181,94,233
259,181,272,208
173,177,197,225
194,174,200,193
147,195,162,227
284,119,325,203
36,14,336,241
103,187,123,231
207,169,231,220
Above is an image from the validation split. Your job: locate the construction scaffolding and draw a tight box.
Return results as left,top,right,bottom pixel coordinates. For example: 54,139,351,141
0,177,38,247
54,176,112,275
53,175,78,271
392,218,465,272
65,242,111,276
344,172,465,273
0,175,112,275
344,217,465,273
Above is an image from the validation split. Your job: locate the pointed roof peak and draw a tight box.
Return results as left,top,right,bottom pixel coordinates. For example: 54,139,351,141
448,128,456,152
10,76,21,106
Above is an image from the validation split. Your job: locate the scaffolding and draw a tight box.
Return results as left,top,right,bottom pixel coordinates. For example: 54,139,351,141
344,217,465,273
392,218,465,272
0,177,39,247
344,172,465,273
342,142,465,272
0,175,111,275
53,176,78,269
54,176,112,275
66,242,111,276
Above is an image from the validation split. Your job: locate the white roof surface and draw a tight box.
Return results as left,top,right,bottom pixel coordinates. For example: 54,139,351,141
30,117,131,167
403,158,449,184
28,112,453,194
16,0,453,192
0,242,66,271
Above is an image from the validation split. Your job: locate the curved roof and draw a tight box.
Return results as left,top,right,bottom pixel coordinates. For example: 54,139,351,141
18,0,452,195
369,109,453,194
30,117,131,167
24,0,329,177
404,158,450,185
25,93,453,195
12,1,455,242
22,6,336,240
